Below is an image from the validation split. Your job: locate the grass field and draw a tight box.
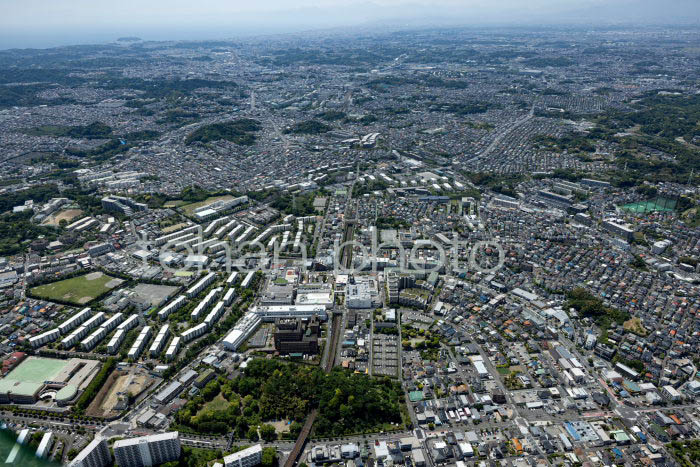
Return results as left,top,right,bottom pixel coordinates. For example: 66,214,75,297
196,394,230,416
180,195,234,216
623,317,648,336
30,271,124,304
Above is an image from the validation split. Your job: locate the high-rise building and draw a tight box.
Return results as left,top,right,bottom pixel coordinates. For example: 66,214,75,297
223,444,263,467
69,438,111,467
113,432,181,467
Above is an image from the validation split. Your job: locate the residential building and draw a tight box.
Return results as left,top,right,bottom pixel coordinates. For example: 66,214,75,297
223,444,262,467
113,432,181,467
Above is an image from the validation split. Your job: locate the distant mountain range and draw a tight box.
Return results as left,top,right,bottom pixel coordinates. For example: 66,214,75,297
2,0,698,50
264,0,700,28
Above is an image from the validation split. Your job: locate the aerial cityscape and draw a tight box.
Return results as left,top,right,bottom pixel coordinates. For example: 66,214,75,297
0,2,699,467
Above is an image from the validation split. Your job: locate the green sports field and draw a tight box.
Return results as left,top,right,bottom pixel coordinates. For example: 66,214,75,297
621,198,676,213
5,357,67,383
30,271,123,305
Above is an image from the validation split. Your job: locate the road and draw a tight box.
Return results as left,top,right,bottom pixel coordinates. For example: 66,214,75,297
469,104,535,163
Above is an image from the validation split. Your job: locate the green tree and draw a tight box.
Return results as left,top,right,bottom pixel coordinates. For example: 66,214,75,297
260,424,277,442
247,427,259,441
262,448,278,467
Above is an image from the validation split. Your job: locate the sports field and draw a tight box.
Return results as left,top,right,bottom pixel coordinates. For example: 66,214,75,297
30,271,124,305
621,198,676,213
180,195,234,216
41,208,83,226
6,357,67,383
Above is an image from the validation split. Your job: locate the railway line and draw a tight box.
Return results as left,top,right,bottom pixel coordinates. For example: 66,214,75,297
284,306,342,467
285,180,355,467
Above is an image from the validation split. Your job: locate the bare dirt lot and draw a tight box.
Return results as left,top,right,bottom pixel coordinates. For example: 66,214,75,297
87,368,157,418
42,209,83,226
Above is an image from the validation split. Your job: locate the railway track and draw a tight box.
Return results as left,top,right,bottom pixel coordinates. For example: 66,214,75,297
285,192,354,467
285,311,341,467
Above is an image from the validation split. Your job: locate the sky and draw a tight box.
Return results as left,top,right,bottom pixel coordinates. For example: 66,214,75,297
1,0,699,49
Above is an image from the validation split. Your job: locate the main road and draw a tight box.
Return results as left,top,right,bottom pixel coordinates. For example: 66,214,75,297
468,104,535,163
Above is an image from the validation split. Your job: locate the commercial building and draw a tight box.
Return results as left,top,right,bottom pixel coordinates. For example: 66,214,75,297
274,317,320,355
222,313,262,351
261,281,295,306
473,359,489,379
295,291,334,309
193,196,248,221
346,277,381,309
252,304,328,322
113,432,181,467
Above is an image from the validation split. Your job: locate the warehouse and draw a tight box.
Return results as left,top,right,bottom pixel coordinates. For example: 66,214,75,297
154,381,183,404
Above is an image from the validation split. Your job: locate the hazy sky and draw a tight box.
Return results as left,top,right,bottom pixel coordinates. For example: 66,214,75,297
1,0,698,49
